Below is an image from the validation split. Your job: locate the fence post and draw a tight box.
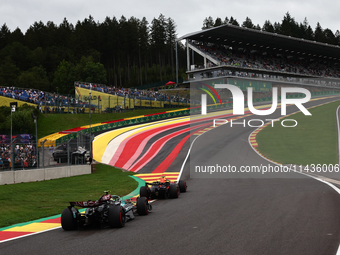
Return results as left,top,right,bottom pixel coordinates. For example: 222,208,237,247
42,139,47,168
67,139,71,166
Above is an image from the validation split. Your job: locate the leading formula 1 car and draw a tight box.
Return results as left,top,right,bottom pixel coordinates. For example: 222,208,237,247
61,191,152,230
139,176,187,199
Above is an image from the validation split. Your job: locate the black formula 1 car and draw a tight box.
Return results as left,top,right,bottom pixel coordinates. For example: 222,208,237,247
61,191,152,230
139,176,187,199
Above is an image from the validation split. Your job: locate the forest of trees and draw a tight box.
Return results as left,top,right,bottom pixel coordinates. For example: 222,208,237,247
202,12,340,45
0,14,187,95
0,12,340,96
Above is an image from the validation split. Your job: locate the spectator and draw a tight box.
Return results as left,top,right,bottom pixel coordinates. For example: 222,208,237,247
49,145,54,158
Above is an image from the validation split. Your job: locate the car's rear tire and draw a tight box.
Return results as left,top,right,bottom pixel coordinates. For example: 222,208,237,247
140,186,149,199
108,206,125,228
61,208,78,230
136,197,149,215
179,180,187,193
169,184,179,198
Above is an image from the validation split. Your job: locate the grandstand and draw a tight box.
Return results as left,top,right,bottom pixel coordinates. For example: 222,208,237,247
0,81,190,117
176,23,340,101
0,87,91,113
74,81,190,112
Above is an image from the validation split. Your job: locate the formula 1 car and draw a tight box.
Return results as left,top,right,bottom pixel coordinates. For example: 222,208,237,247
61,191,152,230
139,176,187,199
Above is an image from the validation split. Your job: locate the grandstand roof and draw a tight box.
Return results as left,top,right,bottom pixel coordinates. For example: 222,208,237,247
178,24,340,61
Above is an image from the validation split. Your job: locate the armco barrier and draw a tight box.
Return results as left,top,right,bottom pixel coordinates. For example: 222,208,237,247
55,108,192,145
0,165,91,185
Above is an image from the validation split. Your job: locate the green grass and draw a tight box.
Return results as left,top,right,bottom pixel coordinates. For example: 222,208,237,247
0,164,137,228
0,107,182,228
37,108,180,138
256,100,340,165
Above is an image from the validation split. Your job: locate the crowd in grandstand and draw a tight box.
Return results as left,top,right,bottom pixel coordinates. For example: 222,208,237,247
74,82,188,103
0,83,188,113
0,143,37,170
0,87,88,110
191,41,340,78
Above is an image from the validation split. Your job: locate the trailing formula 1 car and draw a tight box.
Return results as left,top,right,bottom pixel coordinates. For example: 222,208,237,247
139,176,187,199
61,191,151,230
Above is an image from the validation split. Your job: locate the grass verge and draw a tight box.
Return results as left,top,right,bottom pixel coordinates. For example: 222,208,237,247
0,164,137,228
256,100,340,165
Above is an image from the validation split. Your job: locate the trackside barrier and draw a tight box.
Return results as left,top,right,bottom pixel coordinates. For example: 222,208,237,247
0,165,91,185
54,108,192,145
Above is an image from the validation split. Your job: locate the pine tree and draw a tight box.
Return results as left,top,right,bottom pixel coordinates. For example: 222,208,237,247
242,17,255,29
202,16,214,30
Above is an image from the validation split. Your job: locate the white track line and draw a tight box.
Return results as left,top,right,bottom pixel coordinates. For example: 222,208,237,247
248,99,340,255
179,98,340,254
337,105,340,165
336,104,340,255
177,132,199,182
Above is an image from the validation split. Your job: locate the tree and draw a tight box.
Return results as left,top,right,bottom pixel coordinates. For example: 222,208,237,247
2,42,32,70
57,18,75,49
17,66,50,90
166,17,177,79
314,22,324,42
223,17,229,25
242,17,255,29
83,62,107,84
0,15,187,90
335,30,340,45
75,56,106,84
214,18,223,27
0,61,20,87
255,24,261,30
202,16,214,30
98,16,119,86
323,28,336,44
150,14,167,81
1,105,37,134
53,60,75,94
138,17,149,85
74,15,98,59
25,21,47,49
8,28,24,45
305,25,314,40
273,22,281,33
281,12,299,36
262,20,275,32
0,106,10,134
229,17,239,26
0,23,10,50
30,47,45,67
125,17,140,85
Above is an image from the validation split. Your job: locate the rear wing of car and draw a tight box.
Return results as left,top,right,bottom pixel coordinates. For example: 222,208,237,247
69,200,103,208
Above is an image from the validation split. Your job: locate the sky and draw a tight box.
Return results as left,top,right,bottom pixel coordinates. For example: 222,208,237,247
1,0,340,39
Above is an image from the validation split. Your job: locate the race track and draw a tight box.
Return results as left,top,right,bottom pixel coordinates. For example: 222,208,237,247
2,96,340,255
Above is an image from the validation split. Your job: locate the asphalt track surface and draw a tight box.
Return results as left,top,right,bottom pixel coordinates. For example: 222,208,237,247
2,96,340,255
